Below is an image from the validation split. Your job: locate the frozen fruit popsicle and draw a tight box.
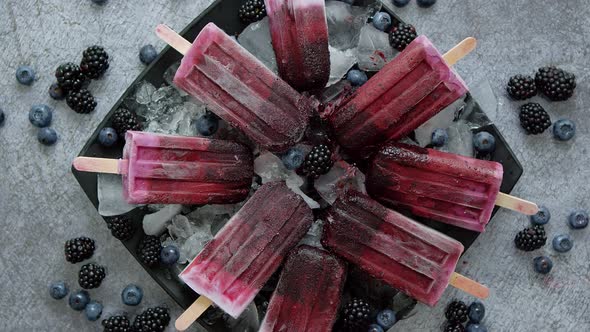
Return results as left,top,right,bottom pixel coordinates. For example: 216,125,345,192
327,35,471,158
179,182,314,319
323,191,488,306
160,23,311,153
366,143,538,232
265,0,330,91
73,131,253,205
260,245,346,332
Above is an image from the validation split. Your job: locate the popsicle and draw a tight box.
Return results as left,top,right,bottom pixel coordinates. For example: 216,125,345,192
327,35,474,158
178,181,313,324
157,23,312,153
366,143,538,232
323,191,489,306
259,245,346,332
265,0,330,91
73,131,253,205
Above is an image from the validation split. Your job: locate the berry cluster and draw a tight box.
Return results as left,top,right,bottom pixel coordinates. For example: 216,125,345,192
444,300,487,332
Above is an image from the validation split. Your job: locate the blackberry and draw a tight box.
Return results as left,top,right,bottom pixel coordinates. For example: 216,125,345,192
506,75,537,100
535,66,576,101
389,23,417,51
445,322,466,332
112,108,142,137
302,144,333,179
339,298,374,331
445,300,468,323
137,235,161,267
102,314,132,332
132,306,171,332
80,45,110,79
78,263,106,289
64,237,95,263
66,89,97,114
55,62,86,93
515,225,547,251
519,103,551,135
239,0,266,24
105,216,135,240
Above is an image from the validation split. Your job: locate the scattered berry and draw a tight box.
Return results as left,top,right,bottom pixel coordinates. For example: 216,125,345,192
80,45,110,79
368,324,384,332
137,235,162,267
78,263,106,289
535,66,576,101
445,300,468,323
102,315,132,332
431,128,449,147
568,210,588,229
339,298,374,331
506,75,537,100
196,112,219,136
467,301,485,323
64,237,95,263
38,128,58,146
347,69,368,86
239,0,266,24
519,103,551,135
67,88,97,113
105,215,135,240
48,280,69,300
473,131,495,153
49,82,66,100
376,309,397,329
29,104,53,128
139,45,158,65
466,324,488,332
16,65,36,85
121,284,143,306
98,127,118,147
132,306,171,332
552,234,573,253
281,147,305,170
302,144,334,179
85,301,103,321
68,290,90,311
112,108,142,136
514,225,547,251
553,119,576,141
392,0,411,7
55,62,86,93
389,23,417,51
160,245,180,266
0,108,4,126
372,12,392,31
445,322,465,332
533,256,553,274
417,0,437,7
530,205,551,225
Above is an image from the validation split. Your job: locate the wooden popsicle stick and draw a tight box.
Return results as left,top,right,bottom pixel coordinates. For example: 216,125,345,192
156,24,191,56
73,157,119,174
443,37,477,66
495,192,539,215
449,272,489,299
175,296,213,331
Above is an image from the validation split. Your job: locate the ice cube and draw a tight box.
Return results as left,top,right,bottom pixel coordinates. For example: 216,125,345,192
286,172,320,209
135,81,156,105
162,61,189,97
326,1,377,50
179,222,213,263
97,174,139,216
315,161,366,204
142,204,183,236
299,219,324,248
167,215,193,240
437,120,475,157
414,96,467,146
254,152,290,183
328,46,357,86
238,17,278,73
357,24,398,71
223,302,260,331
462,78,496,126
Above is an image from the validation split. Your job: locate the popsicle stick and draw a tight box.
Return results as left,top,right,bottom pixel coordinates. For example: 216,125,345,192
449,272,489,299
495,192,539,215
73,157,119,174
443,37,477,66
175,296,213,331
156,24,191,56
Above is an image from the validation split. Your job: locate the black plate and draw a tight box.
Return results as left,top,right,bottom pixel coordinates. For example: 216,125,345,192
72,0,523,330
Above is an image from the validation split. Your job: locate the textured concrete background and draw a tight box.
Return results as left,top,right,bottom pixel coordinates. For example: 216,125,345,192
0,0,588,331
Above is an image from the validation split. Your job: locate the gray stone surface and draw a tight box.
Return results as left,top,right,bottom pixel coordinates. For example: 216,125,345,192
0,0,588,331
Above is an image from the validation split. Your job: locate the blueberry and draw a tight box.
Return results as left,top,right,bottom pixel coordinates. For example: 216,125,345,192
16,65,36,85
392,0,411,7
568,210,589,229
376,309,397,328
38,128,58,146
48,281,69,299
281,147,305,170
431,128,448,147
473,131,496,153
347,69,368,86
84,301,103,321
160,245,180,266
553,119,576,141
530,205,550,225
467,301,485,323
0,108,5,127
29,104,53,128
91,0,108,5
372,12,392,32
196,112,219,136
49,83,66,100
552,234,573,253
368,324,384,332
533,256,553,274
139,45,158,65
99,127,118,147
68,290,90,311
417,0,437,8
466,323,488,332
121,284,143,306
